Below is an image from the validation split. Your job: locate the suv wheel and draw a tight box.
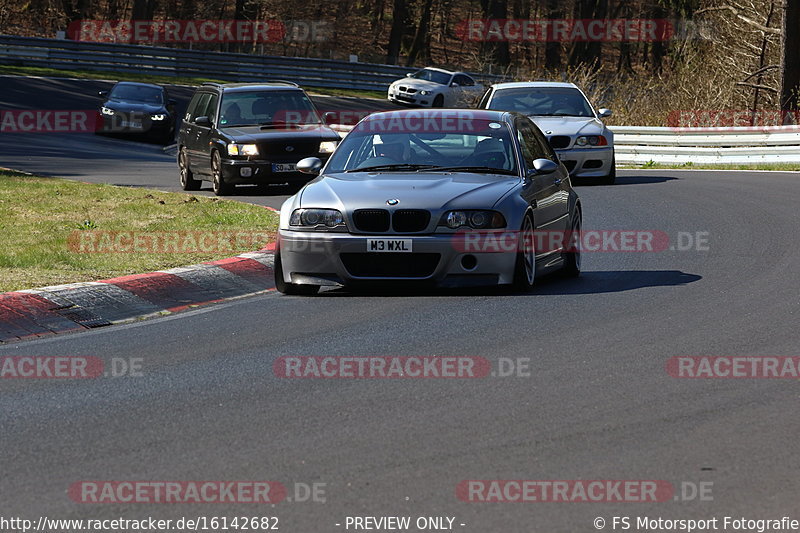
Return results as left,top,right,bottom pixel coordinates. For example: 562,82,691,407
179,147,201,191
211,151,233,196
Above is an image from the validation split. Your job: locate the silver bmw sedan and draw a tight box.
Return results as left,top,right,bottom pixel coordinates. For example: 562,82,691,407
274,109,582,294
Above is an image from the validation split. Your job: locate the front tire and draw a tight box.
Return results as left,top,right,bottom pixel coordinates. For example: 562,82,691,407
179,147,201,191
211,150,233,196
601,155,616,185
432,94,444,108
274,249,319,295
512,213,537,292
561,207,582,277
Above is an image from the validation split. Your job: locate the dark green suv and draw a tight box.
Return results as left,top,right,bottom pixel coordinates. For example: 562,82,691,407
177,81,341,195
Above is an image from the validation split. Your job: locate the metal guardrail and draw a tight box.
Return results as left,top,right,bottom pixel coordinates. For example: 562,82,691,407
0,35,505,91
612,126,800,164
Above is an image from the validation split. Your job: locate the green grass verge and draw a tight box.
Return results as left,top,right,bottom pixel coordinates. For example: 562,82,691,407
620,161,800,171
0,65,387,99
0,170,278,292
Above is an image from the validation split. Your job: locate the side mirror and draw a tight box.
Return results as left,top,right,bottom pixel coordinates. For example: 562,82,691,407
529,158,558,176
194,116,211,127
98,90,108,97
450,82,460,87
597,108,612,118
321,111,336,124
406,72,413,77
297,157,323,175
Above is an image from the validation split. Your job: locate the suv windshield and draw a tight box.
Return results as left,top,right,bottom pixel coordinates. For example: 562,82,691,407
109,84,163,104
488,87,595,117
219,90,321,127
325,116,517,176
410,69,452,86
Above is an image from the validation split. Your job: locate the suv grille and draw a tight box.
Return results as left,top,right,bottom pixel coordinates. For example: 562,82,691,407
353,209,391,232
392,210,431,233
258,140,319,160
549,136,571,149
340,253,440,278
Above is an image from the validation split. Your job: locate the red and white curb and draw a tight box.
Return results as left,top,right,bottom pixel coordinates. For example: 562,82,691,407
0,248,276,344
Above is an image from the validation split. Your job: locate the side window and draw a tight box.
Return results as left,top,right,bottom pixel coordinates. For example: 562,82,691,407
516,119,552,169
189,93,211,123
184,93,203,122
204,94,220,126
460,75,475,87
478,89,492,109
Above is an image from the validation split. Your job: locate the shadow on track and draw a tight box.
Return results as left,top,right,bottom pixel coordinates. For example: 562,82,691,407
575,175,679,186
313,270,701,297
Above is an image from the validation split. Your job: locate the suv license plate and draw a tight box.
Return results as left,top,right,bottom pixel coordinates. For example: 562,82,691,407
272,163,296,173
367,239,412,253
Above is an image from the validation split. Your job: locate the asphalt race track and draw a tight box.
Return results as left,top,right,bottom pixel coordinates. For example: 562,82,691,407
2,75,800,531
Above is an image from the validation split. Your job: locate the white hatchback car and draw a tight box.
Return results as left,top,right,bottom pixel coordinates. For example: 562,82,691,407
479,82,616,184
388,67,484,108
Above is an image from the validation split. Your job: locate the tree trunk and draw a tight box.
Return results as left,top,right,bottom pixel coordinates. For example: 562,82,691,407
479,0,510,67
406,0,434,66
781,0,800,121
386,0,409,64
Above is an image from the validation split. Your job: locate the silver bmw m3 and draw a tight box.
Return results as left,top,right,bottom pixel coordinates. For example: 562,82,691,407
274,109,582,295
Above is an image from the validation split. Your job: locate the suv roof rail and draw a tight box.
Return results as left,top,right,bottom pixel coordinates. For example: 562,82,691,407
264,80,300,87
202,82,223,87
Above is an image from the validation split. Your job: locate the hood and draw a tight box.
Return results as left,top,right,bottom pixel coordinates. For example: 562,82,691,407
528,116,605,136
219,124,339,143
298,172,519,212
392,78,445,90
103,100,166,114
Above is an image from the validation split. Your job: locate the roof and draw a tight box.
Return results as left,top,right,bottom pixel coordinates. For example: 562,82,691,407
201,81,301,92
490,81,579,90
362,109,508,122
417,67,458,76
114,81,163,89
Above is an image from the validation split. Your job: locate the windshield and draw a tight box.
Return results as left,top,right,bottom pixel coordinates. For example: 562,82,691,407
410,69,452,86
109,84,163,104
219,90,320,127
325,115,517,175
488,87,595,117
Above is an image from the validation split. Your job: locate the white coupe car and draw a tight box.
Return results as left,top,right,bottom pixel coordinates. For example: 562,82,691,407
479,82,616,184
388,67,484,108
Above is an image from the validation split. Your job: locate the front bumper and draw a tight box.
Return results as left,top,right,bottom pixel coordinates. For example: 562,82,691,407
278,230,517,287
556,146,614,178
221,157,328,185
388,91,432,107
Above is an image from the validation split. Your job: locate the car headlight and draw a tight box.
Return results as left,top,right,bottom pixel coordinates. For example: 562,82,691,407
227,143,259,156
101,107,115,116
150,113,167,121
419,90,430,96
440,210,506,229
575,135,608,147
290,208,346,228
319,141,338,154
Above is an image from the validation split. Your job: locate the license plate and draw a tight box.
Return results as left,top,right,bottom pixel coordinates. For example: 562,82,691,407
272,163,296,173
367,238,412,252
120,121,142,129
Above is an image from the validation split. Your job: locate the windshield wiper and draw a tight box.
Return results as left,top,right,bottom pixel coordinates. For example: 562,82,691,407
427,166,518,175
345,164,438,173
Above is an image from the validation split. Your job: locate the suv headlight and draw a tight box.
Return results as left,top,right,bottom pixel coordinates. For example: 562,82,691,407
575,135,608,147
440,210,506,229
101,107,115,116
319,141,338,154
290,208,346,228
150,113,167,121
227,143,259,156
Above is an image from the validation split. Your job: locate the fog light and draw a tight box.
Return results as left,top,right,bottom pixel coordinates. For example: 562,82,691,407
461,254,478,270
240,167,252,177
